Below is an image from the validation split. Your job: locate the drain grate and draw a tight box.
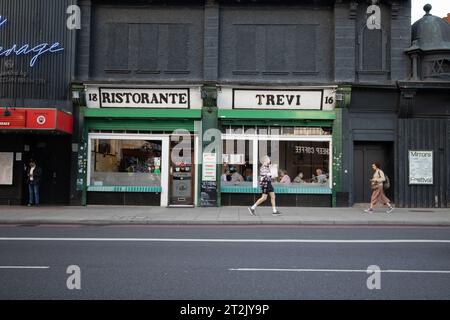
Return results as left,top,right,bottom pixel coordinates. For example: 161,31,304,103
409,210,435,213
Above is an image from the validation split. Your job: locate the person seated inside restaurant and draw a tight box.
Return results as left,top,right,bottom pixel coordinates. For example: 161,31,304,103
293,171,305,183
221,169,232,182
279,169,291,184
312,168,328,184
229,166,244,183
244,168,253,182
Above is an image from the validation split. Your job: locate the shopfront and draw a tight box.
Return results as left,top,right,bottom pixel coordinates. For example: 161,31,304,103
215,86,339,207
80,85,202,207
0,108,73,205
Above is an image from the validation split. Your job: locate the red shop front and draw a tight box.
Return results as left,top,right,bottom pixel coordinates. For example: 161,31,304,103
0,108,73,205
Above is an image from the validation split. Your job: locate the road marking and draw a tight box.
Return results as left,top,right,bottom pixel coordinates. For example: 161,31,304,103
229,268,450,274
0,237,449,243
0,266,49,269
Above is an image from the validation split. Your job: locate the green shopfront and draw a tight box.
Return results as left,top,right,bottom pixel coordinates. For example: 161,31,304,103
79,84,202,207
213,85,344,207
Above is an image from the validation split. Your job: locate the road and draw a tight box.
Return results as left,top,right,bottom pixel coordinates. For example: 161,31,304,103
0,225,449,300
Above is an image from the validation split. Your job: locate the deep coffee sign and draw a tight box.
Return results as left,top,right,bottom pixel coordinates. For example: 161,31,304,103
0,16,64,67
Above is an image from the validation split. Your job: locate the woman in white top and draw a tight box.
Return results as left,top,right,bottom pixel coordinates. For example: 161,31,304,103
248,155,282,216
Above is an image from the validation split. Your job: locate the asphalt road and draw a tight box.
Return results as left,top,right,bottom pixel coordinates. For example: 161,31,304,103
0,225,449,300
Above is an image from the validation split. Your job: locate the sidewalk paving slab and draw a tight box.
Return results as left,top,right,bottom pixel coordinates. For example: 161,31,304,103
0,205,449,226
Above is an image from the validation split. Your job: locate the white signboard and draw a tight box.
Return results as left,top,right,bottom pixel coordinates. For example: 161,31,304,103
202,153,217,182
409,150,433,185
217,87,336,110
0,152,14,185
85,86,203,109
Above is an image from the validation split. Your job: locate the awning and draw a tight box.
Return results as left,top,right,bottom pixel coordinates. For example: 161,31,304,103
0,108,73,134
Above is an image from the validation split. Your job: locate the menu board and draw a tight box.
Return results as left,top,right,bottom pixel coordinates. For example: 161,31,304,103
409,150,433,185
0,152,14,185
202,153,217,181
200,181,217,207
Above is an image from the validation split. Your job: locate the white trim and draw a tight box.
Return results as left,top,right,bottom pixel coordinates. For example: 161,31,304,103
229,268,450,274
194,134,199,207
329,139,333,190
221,134,332,189
87,138,92,187
1,238,449,244
161,137,170,207
253,138,258,188
87,133,169,207
88,133,169,140
222,134,332,142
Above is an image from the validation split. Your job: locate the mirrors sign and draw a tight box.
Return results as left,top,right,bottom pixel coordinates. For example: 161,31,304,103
409,150,433,185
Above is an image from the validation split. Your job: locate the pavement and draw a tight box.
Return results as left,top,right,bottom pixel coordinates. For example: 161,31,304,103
0,205,449,226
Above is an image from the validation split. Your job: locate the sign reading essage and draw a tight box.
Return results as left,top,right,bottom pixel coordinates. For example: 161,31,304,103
232,89,334,110
409,150,433,185
87,88,190,108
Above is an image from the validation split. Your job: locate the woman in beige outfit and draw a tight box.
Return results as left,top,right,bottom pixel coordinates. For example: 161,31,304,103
364,163,394,213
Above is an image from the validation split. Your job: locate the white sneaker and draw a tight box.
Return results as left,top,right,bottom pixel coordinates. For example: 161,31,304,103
364,209,374,213
386,206,394,214
248,207,256,216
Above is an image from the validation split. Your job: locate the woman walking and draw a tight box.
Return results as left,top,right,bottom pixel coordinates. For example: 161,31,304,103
364,163,394,213
248,155,282,216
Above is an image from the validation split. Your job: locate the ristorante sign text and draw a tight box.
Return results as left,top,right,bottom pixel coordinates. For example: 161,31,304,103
87,88,191,109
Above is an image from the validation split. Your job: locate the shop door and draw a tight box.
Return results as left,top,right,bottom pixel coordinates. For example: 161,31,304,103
353,142,394,204
24,135,71,205
169,135,194,206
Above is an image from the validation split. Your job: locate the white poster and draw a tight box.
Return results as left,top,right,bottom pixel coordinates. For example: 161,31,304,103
202,153,217,182
0,152,14,185
409,150,433,185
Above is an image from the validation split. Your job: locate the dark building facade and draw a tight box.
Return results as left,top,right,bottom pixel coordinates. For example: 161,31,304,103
4,0,445,208
0,0,77,205
70,0,419,207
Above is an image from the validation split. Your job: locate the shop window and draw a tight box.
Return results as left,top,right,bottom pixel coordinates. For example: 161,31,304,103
266,141,330,188
221,139,254,187
90,139,162,187
221,126,332,192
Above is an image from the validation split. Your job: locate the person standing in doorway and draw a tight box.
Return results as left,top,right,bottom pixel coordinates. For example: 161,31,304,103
364,163,394,213
26,160,42,207
248,155,282,216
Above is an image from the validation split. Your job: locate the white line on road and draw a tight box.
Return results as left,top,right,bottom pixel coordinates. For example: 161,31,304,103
229,268,450,274
0,266,49,269
0,237,449,243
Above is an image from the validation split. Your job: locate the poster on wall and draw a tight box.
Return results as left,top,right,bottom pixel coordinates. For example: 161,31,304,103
202,153,217,182
0,152,14,185
409,150,433,185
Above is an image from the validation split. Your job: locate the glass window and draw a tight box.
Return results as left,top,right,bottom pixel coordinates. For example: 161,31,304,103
90,139,162,187
221,139,253,187
259,140,330,188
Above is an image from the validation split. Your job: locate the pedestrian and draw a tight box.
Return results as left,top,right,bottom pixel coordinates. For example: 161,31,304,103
26,159,42,207
364,163,394,213
248,155,282,216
